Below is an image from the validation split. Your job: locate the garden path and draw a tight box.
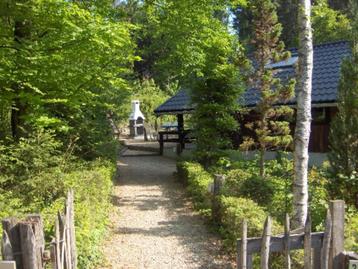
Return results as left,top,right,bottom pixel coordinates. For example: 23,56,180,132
99,149,234,269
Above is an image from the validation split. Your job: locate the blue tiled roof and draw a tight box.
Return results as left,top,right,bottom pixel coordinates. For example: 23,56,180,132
154,41,351,115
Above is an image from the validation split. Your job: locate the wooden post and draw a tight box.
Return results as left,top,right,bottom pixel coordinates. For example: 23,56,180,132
329,200,345,269
304,214,312,269
177,114,185,151
67,190,77,269
26,215,45,269
2,218,22,269
284,214,291,269
238,220,248,269
1,231,13,261
159,133,164,155
313,247,321,269
321,209,332,269
19,222,37,269
212,174,225,224
260,216,271,269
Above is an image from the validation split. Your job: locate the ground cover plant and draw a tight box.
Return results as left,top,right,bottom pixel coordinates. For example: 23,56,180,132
0,130,115,268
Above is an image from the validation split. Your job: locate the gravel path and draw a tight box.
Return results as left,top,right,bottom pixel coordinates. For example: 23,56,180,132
99,150,234,269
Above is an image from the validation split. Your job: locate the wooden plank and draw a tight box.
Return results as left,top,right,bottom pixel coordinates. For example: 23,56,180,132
68,190,77,269
321,209,332,269
247,254,253,269
26,214,45,269
238,220,248,269
0,261,16,269
55,219,61,269
260,216,271,269
238,232,324,254
304,214,312,269
284,214,291,269
50,239,57,269
313,247,321,269
329,200,345,269
1,231,13,261
19,222,37,269
2,218,22,268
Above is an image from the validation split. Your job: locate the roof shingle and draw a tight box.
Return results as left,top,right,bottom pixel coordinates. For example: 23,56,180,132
154,40,351,115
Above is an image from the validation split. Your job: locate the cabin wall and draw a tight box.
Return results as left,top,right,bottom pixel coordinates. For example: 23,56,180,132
232,106,337,153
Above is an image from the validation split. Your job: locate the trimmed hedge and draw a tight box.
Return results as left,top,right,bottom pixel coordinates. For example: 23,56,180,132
177,161,282,249
177,161,213,213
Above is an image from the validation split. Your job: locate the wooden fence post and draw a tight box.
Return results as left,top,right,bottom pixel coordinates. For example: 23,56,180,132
67,190,77,269
321,209,332,269
329,200,345,269
284,214,291,269
19,222,37,269
238,220,247,269
2,218,22,269
1,231,13,261
304,214,312,269
260,216,271,269
26,215,45,269
212,174,225,224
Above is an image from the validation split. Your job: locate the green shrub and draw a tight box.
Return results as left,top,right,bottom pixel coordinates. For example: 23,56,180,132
221,168,251,196
219,196,282,250
308,167,329,230
345,207,358,252
178,161,213,213
0,130,115,269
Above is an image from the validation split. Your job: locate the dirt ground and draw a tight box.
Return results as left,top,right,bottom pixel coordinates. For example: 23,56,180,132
99,149,234,269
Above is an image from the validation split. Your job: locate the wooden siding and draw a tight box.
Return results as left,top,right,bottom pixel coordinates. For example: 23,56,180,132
232,106,338,153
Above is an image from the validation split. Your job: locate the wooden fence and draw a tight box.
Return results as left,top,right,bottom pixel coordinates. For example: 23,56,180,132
1,190,76,269
237,200,357,269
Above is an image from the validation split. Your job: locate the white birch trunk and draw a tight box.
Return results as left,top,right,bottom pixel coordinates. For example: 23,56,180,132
293,0,313,228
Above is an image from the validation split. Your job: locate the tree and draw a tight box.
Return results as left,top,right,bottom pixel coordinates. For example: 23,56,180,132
277,0,299,48
328,10,358,207
240,0,295,177
191,33,243,167
162,0,246,167
293,0,314,228
311,0,351,44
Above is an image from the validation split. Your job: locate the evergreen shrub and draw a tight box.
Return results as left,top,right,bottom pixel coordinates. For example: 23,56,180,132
177,161,213,213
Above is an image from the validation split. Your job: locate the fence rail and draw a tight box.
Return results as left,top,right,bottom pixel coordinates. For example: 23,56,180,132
1,190,76,269
236,200,349,269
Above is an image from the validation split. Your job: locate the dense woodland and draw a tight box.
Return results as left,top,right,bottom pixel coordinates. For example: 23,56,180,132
1,0,358,268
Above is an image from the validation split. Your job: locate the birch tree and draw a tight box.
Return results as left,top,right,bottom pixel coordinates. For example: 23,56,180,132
293,0,314,228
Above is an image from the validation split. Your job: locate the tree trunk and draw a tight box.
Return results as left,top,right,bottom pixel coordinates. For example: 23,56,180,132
10,7,31,140
293,0,313,228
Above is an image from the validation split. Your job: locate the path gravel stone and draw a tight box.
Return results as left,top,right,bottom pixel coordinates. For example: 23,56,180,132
99,149,234,269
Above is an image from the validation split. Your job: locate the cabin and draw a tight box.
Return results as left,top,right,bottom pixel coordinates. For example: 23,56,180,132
154,40,351,156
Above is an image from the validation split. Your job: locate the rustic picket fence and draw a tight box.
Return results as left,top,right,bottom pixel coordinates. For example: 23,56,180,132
1,190,76,269
237,200,358,269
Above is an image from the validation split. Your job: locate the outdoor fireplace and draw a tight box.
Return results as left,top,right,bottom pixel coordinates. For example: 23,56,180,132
129,100,145,138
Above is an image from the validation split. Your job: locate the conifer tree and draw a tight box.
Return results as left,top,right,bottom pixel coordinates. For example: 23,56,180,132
328,11,358,207
240,0,295,177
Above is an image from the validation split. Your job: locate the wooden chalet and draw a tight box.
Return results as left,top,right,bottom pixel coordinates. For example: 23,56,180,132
154,41,351,154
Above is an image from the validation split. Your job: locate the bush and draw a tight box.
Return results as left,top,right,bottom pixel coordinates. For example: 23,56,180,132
0,130,115,269
219,196,282,250
177,161,213,213
346,209,358,252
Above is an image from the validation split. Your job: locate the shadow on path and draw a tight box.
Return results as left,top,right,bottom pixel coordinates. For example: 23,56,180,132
100,151,234,269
